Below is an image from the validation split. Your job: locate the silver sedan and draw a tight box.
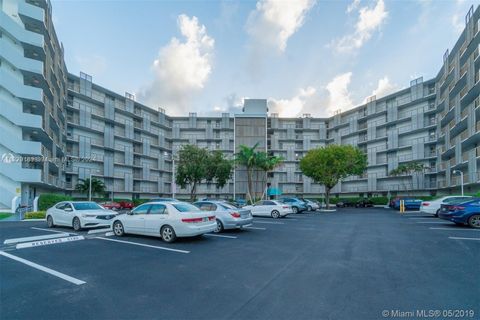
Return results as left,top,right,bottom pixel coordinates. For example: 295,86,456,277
193,200,253,233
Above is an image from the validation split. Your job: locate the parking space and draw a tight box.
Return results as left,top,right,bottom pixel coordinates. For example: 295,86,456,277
1,209,478,320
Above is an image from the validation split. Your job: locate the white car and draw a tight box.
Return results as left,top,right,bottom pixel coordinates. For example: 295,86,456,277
193,200,253,232
420,196,472,216
46,201,118,231
243,200,292,218
111,201,216,243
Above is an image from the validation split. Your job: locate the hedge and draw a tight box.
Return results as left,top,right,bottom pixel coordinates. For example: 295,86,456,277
24,211,46,219
39,194,73,211
133,199,150,206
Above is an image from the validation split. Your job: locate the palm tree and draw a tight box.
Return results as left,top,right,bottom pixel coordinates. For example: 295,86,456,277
256,152,284,200
75,178,106,199
389,162,425,193
235,143,260,204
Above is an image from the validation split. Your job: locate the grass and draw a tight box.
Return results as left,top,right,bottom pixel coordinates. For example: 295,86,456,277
0,212,13,220
24,211,46,219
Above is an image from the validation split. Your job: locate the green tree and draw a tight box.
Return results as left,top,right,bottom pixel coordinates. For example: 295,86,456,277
389,162,426,193
256,152,284,199
235,143,260,204
75,178,106,198
175,145,209,201
206,150,234,190
300,145,367,209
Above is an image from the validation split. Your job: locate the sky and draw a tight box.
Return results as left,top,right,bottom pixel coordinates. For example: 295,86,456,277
50,0,477,117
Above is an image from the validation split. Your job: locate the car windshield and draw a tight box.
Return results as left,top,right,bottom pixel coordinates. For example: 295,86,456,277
72,202,103,210
219,202,238,210
173,203,201,212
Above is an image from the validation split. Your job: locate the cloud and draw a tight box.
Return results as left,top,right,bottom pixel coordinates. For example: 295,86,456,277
75,54,107,75
246,0,316,52
268,86,317,117
451,13,464,33
212,93,247,115
326,72,354,113
332,0,388,53
138,15,214,115
346,0,361,13
367,76,399,101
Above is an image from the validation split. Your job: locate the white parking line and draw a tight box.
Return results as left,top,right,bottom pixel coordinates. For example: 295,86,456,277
87,228,112,234
4,233,70,245
448,237,480,241
408,217,436,220
0,251,86,285
204,234,237,239
31,227,76,235
94,237,190,254
416,221,452,224
253,221,285,225
244,226,266,230
16,236,85,249
429,227,480,232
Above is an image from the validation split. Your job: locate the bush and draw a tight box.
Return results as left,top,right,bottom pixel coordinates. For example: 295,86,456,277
370,197,389,205
133,199,150,206
39,194,73,211
24,211,46,219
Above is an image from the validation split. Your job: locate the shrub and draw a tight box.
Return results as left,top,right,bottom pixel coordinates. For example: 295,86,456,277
24,211,46,219
369,197,389,205
133,199,150,206
39,194,73,211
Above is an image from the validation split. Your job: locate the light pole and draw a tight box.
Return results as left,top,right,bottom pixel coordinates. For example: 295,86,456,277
452,170,464,196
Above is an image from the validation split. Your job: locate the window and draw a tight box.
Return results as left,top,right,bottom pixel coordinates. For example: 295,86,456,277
149,204,166,215
63,204,73,211
72,202,102,210
173,203,200,212
55,203,66,209
132,204,150,215
262,201,276,205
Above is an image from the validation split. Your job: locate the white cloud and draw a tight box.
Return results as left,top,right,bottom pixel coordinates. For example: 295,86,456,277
268,86,316,117
138,15,214,115
451,13,464,33
326,72,354,114
347,0,361,13
368,76,399,101
332,0,388,53
246,0,316,52
211,93,247,115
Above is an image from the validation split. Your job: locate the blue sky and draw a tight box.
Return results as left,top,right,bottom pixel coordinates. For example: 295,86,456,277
51,0,476,117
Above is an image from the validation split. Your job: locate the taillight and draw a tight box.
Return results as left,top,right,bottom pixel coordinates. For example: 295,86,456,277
208,216,215,221
181,217,203,223
422,202,430,206
452,206,465,211
282,206,289,209
231,212,241,218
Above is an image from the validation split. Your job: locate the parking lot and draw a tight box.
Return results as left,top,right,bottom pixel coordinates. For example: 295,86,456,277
1,208,478,320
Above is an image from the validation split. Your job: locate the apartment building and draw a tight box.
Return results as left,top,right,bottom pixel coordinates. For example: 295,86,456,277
0,0,67,209
0,1,479,209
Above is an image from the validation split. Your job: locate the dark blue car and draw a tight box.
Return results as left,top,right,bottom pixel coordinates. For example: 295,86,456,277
438,198,480,228
393,198,423,210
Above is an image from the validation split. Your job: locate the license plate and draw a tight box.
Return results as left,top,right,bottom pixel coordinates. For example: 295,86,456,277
203,217,208,222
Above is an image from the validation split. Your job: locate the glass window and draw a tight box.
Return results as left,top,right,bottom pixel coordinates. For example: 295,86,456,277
263,201,275,205
63,204,73,211
173,203,201,213
72,202,103,210
55,203,66,209
219,202,237,210
132,204,150,215
149,204,166,215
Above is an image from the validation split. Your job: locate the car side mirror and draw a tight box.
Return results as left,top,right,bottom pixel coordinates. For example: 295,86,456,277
64,207,73,212
127,211,134,215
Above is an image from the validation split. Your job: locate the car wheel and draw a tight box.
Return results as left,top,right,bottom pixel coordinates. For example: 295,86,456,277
161,225,177,243
72,217,81,231
214,219,224,233
468,215,480,229
271,210,280,219
435,209,440,218
47,215,54,228
292,207,299,214
307,205,312,211
113,221,124,236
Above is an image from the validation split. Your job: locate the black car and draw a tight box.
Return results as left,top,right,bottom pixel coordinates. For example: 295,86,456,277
355,199,374,208
336,201,355,208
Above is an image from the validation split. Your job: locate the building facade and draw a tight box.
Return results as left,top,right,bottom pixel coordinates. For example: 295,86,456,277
0,1,479,209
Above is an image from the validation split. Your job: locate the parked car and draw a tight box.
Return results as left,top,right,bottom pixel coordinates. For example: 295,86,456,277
301,199,320,211
148,198,178,202
336,200,355,208
355,199,374,208
243,200,292,218
193,200,253,233
46,201,118,231
112,201,216,242
99,201,121,211
233,198,247,208
438,199,480,228
279,198,308,214
420,196,472,216
118,200,134,210
393,198,423,210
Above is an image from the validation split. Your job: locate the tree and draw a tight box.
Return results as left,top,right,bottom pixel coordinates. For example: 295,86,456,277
256,152,284,199
175,145,209,201
300,145,367,209
389,162,426,193
235,143,260,204
206,150,234,190
175,145,234,201
75,178,106,198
